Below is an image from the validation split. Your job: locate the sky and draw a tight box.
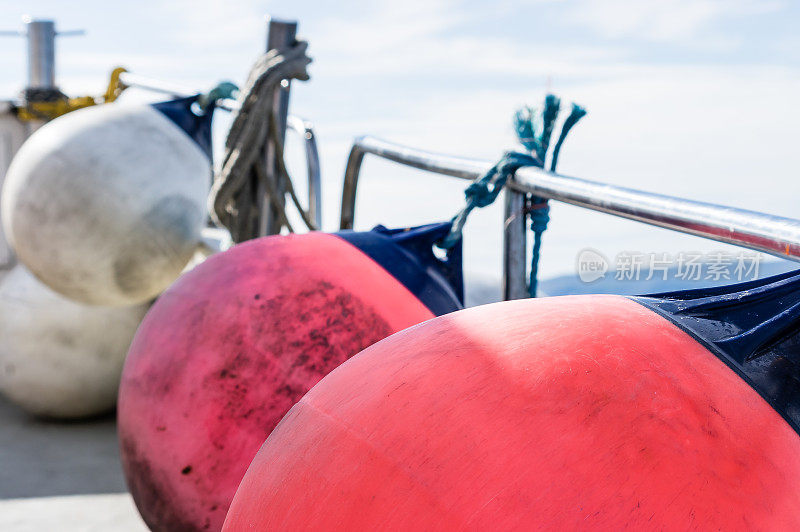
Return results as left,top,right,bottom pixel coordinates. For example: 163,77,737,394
1,0,799,291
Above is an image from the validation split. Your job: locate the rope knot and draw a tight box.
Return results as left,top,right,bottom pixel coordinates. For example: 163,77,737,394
463,180,495,208
439,94,587,298
438,151,540,250
527,199,550,233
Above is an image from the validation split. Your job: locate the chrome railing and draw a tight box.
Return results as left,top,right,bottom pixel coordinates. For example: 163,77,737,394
287,115,322,229
342,135,800,300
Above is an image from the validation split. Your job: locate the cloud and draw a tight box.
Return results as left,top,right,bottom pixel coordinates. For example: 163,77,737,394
3,0,799,279
564,0,786,46
307,0,629,84
155,0,268,49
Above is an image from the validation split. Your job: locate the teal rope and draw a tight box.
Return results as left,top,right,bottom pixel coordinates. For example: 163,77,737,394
438,151,540,250
514,106,540,154
539,94,561,160
549,103,586,172
517,96,586,297
437,94,586,301
528,200,550,297
514,95,560,160
198,81,240,111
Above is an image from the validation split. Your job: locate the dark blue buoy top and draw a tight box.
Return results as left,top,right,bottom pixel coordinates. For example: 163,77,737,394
152,96,214,160
337,222,464,316
634,269,800,435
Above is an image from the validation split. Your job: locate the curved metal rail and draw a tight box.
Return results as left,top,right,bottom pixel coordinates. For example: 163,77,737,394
287,115,322,229
342,135,800,299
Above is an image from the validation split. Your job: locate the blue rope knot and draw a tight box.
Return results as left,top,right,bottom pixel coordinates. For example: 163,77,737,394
463,181,496,209
527,197,550,297
438,151,540,250
464,151,540,208
528,198,550,233
437,93,586,299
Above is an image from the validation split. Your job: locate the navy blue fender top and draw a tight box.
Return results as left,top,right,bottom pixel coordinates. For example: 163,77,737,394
337,222,464,317
152,96,214,160
633,269,800,435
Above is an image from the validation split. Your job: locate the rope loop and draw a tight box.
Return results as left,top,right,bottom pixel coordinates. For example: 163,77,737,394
208,40,313,242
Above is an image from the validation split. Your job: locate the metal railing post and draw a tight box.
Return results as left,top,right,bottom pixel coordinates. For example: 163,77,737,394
259,17,297,236
503,188,529,299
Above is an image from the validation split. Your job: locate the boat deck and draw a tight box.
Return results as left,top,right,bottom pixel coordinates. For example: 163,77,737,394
0,395,145,530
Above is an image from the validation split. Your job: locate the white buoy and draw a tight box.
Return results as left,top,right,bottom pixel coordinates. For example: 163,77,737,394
0,264,149,418
1,99,211,306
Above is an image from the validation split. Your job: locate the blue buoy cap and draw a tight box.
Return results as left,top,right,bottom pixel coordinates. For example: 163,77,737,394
634,269,800,434
152,96,214,160
337,222,464,316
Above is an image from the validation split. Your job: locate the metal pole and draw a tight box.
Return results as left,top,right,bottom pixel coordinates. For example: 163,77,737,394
259,17,297,236
341,136,800,267
25,20,56,89
503,188,529,299
118,72,199,99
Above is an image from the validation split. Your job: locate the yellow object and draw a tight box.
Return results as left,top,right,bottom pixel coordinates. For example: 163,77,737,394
17,96,97,122
16,67,129,122
103,67,128,103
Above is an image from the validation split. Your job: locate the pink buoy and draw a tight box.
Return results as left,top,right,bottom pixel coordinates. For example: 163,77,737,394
119,224,462,531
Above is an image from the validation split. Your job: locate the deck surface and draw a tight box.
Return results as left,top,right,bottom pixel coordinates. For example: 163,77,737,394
0,394,146,529
0,395,126,498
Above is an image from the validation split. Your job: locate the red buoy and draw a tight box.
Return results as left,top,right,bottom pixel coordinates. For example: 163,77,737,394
118,224,462,531
224,295,800,530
